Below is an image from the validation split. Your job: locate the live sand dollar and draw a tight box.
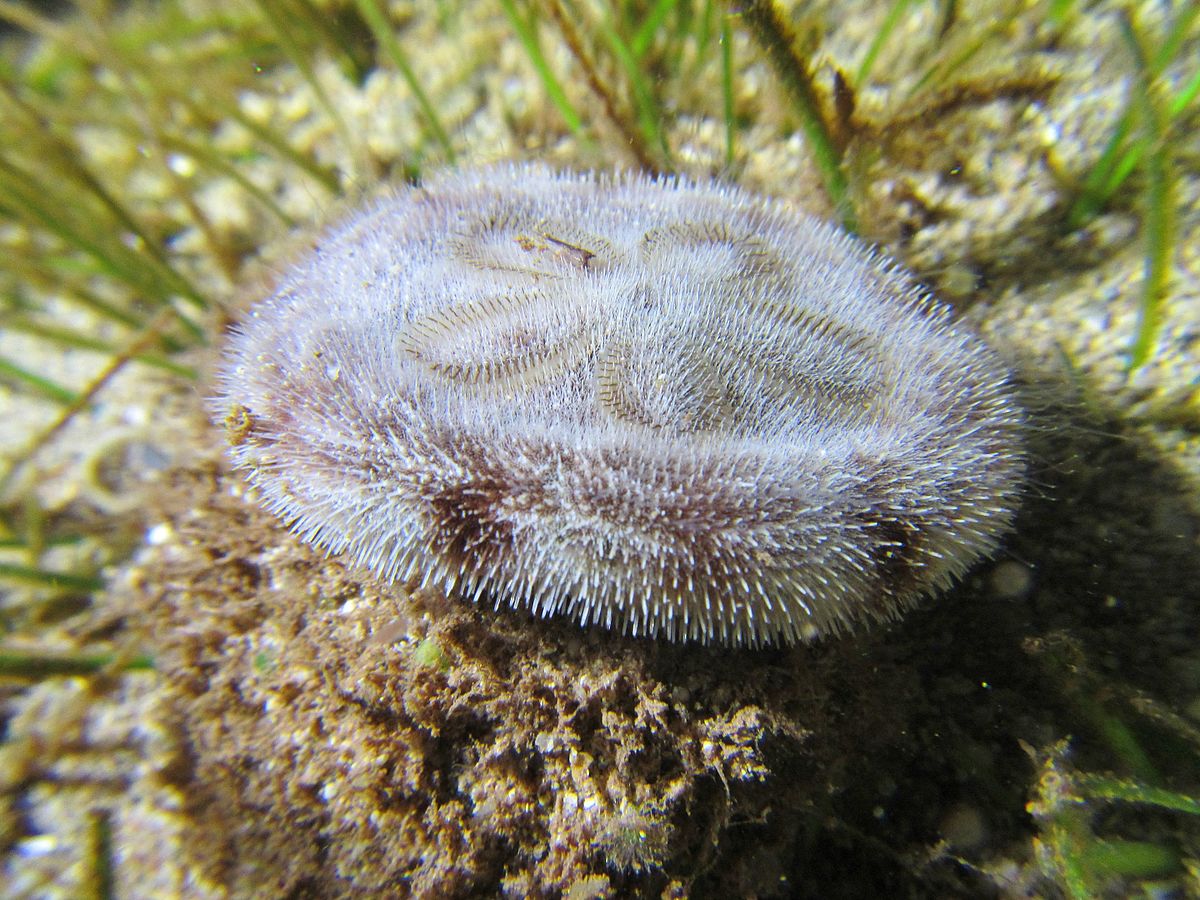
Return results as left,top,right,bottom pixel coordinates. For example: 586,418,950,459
217,164,1025,646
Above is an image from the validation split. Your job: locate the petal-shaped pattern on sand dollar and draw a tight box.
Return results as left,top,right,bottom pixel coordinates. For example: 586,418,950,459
400,286,593,389
723,291,886,423
449,208,620,278
640,220,785,279
596,336,734,434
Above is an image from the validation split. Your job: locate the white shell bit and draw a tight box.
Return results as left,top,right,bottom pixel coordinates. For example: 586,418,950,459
218,164,1024,646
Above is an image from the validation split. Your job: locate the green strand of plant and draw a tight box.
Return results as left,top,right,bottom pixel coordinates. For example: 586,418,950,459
1120,12,1174,371
1093,64,1200,207
1083,696,1161,784
0,157,188,312
734,0,855,231
594,7,671,163
0,534,83,550
499,0,586,138
631,0,680,59
1046,819,1094,900
354,0,457,163
253,0,356,164
721,15,735,168
158,133,296,228
0,83,207,309
1080,840,1181,878
0,356,80,405
87,811,116,900
855,0,910,87
692,0,717,64
4,261,163,341
1066,3,1196,230
1048,0,1076,26
0,562,103,592
0,648,155,678
5,318,196,378
193,95,341,194
1077,772,1200,816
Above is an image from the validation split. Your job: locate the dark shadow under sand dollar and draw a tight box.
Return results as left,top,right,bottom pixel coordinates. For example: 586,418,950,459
217,164,1025,645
